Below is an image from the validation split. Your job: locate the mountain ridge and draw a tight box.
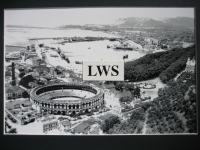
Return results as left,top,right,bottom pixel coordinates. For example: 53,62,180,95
7,17,194,30
115,17,194,29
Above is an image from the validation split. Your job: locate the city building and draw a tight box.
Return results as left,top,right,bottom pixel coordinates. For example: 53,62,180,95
60,120,71,130
21,113,36,125
65,70,71,77
56,66,66,75
33,66,50,75
185,58,195,73
5,86,25,100
43,121,58,133
31,72,40,80
32,57,46,66
5,56,21,61
89,123,100,134
5,98,36,125
151,38,160,45
26,44,36,51
40,77,48,82
48,67,56,75
145,38,160,45
116,91,132,99
72,122,90,134
104,84,115,89
76,73,83,78
144,45,154,50
108,88,120,96
5,108,35,125
25,52,38,60
28,82,40,88
5,71,11,76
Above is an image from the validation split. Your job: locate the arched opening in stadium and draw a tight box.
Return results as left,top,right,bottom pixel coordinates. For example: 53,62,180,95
30,83,104,116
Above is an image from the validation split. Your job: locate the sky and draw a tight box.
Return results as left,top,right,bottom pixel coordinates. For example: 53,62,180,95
5,8,194,27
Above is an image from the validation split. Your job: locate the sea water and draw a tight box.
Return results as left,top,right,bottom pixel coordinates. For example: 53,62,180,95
5,27,146,73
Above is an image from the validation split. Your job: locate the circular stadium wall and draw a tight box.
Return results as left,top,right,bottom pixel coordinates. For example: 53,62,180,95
30,82,105,115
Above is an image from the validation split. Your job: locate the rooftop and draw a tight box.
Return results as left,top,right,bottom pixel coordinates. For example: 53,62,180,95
73,122,90,133
98,113,116,121
43,121,58,126
6,99,32,110
83,118,97,125
115,91,132,98
29,82,40,88
6,86,25,94
61,120,71,126
108,88,120,96
104,84,115,89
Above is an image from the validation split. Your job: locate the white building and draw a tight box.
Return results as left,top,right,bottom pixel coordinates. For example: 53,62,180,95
185,58,195,73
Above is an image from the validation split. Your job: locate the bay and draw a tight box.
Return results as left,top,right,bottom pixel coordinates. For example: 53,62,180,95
5,27,146,63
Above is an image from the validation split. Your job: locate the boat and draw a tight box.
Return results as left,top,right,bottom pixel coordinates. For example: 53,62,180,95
115,46,133,50
66,59,70,64
65,57,70,63
50,47,56,50
109,38,117,41
56,47,62,54
75,61,83,64
123,54,128,59
50,54,59,57
107,45,110,48
60,53,65,59
113,43,133,50
38,43,45,47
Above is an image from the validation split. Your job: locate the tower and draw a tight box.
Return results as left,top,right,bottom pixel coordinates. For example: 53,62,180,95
11,62,16,86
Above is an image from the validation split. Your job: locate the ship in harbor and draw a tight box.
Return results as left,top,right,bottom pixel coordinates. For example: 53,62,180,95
123,54,128,59
50,54,59,57
75,61,83,64
109,38,117,41
60,53,65,59
56,47,62,54
60,53,70,63
113,43,133,50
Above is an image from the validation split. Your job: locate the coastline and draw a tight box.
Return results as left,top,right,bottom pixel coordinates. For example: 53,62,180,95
5,45,26,53
3,8,196,136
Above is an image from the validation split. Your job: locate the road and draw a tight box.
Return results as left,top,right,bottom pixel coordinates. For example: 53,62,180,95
142,107,150,134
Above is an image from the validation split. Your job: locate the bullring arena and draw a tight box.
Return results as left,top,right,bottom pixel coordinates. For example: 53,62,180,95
30,82,105,115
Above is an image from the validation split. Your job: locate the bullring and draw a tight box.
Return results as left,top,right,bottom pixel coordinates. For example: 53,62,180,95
30,82,104,115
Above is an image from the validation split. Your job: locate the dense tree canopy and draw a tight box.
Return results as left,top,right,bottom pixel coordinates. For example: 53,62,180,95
124,46,195,83
101,116,121,133
143,72,196,133
19,72,25,78
105,71,196,134
107,108,146,134
19,75,34,88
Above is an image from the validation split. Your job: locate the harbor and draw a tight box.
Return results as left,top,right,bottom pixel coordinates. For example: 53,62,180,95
4,8,196,136
5,28,147,73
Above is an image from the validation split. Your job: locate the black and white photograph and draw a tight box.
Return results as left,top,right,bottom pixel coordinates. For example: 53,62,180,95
4,8,196,135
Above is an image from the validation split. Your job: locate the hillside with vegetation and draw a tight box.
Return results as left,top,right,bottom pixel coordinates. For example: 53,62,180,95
101,46,196,134
124,45,195,83
104,70,196,134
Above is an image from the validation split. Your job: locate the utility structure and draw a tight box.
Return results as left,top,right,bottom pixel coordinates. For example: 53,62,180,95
11,62,16,86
